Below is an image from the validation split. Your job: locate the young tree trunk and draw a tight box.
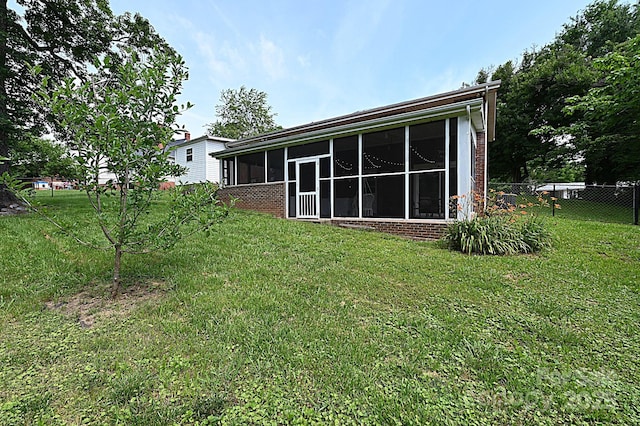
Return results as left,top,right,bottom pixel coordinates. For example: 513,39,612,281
111,245,122,298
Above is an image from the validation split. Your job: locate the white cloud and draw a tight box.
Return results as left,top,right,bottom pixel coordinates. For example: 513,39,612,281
258,35,286,80
297,54,311,68
413,66,477,99
193,32,247,82
332,0,392,60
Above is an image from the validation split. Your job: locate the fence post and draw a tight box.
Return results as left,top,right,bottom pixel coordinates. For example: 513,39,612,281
552,184,556,217
634,184,639,225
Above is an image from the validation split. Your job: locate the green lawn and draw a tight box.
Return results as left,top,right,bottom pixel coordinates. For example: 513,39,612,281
1,191,639,425
524,197,634,225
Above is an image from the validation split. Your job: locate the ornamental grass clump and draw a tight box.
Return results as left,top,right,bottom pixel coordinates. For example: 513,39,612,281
444,190,554,255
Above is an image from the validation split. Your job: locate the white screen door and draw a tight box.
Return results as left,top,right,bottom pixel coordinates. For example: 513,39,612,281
297,159,318,218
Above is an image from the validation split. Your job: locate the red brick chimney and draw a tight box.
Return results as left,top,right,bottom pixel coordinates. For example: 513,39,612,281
185,132,191,141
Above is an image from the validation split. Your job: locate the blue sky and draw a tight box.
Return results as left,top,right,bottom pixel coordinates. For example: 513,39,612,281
108,1,598,136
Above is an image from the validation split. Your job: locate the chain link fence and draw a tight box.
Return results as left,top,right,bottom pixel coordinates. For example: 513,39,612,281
489,182,640,225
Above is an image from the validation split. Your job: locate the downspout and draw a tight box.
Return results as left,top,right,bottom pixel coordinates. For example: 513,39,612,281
483,86,489,212
466,104,472,218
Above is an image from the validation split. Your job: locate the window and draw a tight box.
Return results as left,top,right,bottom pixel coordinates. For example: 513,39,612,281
362,128,404,174
333,135,358,177
186,148,193,162
237,152,265,184
288,140,329,159
362,175,404,218
222,158,235,185
410,120,445,171
267,149,284,182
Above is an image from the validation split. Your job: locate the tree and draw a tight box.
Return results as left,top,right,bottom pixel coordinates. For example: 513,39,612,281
483,0,640,182
0,0,170,208
207,86,281,139
565,35,640,183
501,45,596,182
558,0,640,58
9,136,78,180
24,47,230,297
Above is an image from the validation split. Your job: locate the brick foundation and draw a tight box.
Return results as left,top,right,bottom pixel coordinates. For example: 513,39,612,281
218,183,449,240
217,182,285,217
330,219,446,240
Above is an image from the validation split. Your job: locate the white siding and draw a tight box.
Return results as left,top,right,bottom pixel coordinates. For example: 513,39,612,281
174,138,227,184
205,141,226,183
457,117,473,219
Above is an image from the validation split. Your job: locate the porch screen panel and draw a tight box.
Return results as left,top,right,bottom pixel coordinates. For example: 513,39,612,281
333,135,358,177
410,120,445,171
334,178,359,217
362,175,404,218
288,140,329,159
410,172,445,219
362,128,405,174
299,162,316,192
222,158,235,185
320,157,330,178
320,180,331,218
237,152,265,184
449,118,458,218
267,149,284,182
288,182,296,218
288,162,296,180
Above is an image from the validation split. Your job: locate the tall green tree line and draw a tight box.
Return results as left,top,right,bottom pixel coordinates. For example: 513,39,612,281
481,0,640,184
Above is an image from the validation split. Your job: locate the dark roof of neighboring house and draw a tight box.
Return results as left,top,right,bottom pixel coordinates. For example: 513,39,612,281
214,81,500,158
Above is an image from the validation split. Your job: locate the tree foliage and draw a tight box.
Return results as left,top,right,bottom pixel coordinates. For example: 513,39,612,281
22,47,230,297
8,136,78,180
0,0,170,207
484,0,640,183
207,86,281,139
565,35,640,183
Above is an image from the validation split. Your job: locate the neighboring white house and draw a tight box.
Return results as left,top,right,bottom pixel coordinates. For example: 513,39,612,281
95,133,232,187
169,133,232,184
33,180,50,190
537,182,586,199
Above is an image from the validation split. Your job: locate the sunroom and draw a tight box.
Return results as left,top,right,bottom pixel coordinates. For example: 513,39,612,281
214,82,499,239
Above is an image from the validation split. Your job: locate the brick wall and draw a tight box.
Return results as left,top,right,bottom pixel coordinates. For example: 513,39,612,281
330,219,446,240
217,182,285,217
474,131,486,199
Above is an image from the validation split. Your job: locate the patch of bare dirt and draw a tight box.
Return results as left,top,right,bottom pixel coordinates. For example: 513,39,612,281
45,281,167,328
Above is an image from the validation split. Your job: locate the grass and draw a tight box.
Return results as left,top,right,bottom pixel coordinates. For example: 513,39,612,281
510,194,635,225
1,191,640,424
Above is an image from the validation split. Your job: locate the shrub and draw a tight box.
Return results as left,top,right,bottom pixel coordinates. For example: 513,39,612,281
520,215,553,252
445,190,554,255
